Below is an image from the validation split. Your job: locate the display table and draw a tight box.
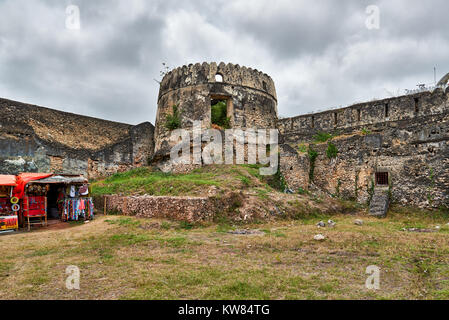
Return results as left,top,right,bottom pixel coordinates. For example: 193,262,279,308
22,196,47,231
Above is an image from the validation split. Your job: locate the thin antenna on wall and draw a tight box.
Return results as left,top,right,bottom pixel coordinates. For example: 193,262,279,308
434,67,437,85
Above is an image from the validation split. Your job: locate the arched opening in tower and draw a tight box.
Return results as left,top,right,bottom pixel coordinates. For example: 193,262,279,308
215,73,224,83
210,95,233,129
211,99,230,129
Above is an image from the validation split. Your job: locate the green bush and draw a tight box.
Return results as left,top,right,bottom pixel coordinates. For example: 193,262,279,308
165,105,181,131
298,144,308,153
211,101,231,129
326,142,338,159
308,147,318,181
361,128,372,135
265,157,288,192
313,132,333,143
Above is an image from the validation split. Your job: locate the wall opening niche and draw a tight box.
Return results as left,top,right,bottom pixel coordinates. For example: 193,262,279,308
215,73,224,82
211,95,233,129
375,172,389,186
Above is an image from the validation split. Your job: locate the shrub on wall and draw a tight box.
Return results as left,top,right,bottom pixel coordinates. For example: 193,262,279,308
308,146,318,181
361,128,372,135
313,132,333,143
335,178,341,197
211,101,231,129
326,142,338,159
298,144,308,153
165,105,181,131
367,178,375,206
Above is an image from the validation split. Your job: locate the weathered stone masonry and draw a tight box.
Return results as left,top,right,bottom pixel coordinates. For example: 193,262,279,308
1,62,448,211
100,195,216,223
0,98,154,179
278,87,449,209
153,62,278,164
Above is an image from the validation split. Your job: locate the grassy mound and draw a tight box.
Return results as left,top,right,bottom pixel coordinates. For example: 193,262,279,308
91,164,362,222
91,165,279,197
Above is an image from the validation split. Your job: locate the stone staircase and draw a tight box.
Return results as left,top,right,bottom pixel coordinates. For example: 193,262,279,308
369,187,390,218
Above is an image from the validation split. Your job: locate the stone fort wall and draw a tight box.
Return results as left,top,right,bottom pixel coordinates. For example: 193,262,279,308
153,62,278,162
2,61,448,210
278,87,449,208
0,98,154,179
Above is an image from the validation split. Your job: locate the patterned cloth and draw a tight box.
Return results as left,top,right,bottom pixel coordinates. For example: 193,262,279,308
23,196,46,217
62,198,94,221
0,198,13,216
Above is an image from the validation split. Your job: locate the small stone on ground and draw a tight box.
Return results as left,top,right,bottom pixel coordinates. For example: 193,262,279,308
316,221,325,227
327,220,336,228
228,229,264,235
403,228,438,233
314,234,325,241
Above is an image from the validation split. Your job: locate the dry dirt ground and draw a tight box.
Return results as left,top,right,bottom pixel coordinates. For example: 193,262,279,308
0,207,448,300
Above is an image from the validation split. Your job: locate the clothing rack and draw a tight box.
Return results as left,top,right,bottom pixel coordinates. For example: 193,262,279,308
62,197,94,222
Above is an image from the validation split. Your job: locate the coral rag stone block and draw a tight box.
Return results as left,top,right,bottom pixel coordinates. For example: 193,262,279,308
103,195,216,222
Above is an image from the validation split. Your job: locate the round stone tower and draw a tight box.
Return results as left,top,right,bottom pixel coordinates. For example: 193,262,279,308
153,62,278,160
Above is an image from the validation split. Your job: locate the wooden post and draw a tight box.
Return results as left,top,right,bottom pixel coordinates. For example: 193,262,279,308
44,197,47,227
27,198,30,231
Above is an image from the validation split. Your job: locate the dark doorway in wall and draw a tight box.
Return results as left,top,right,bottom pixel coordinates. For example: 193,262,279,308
46,184,64,219
211,97,231,129
376,172,389,186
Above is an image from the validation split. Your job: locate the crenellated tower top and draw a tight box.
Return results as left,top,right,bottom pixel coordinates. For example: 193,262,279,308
158,62,277,101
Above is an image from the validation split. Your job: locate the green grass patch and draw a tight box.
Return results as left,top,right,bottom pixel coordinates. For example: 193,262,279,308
0,262,13,277
178,221,195,230
109,233,152,246
272,231,287,238
157,236,188,248
26,248,56,258
106,217,140,227
91,165,274,197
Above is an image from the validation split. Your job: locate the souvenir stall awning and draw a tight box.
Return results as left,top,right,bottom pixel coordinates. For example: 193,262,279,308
12,173,53,199
0,175,17,187
23,174,93,225
31,175,88,185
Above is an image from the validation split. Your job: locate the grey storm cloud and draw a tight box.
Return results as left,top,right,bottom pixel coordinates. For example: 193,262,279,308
0,0,448,124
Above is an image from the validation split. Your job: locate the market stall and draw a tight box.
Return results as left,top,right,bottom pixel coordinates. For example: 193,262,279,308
0,175,19,233
3,173,95,231
26,175,94,224
12,173,52,231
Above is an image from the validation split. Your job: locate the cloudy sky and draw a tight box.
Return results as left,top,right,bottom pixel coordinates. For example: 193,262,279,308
0,0,448,125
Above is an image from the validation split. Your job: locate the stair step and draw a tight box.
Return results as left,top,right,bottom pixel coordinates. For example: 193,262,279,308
369,188,390,218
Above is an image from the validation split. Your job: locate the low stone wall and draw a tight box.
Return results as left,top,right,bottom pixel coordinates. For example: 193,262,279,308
101,195,216,222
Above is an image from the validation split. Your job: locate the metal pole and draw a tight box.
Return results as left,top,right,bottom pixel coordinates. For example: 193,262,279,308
434,67,437,85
